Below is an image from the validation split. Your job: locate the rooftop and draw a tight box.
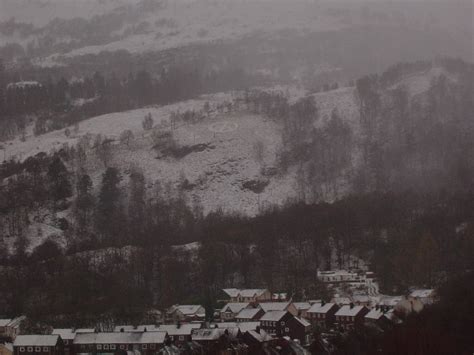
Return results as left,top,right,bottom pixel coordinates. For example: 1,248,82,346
246,329,273,343
73,332,166,345
292,302,311,310
0,319,12,327
236,308,261,320
221,303,250,314
260,310,288,322
215,322,260,333
51,329,75,341
259,302,290,312
335,305,367,317
14,335,59,347
307,302,336,314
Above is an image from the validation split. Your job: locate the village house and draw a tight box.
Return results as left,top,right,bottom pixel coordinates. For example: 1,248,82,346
259,311,293,337
258,302,298,316
220,303,251,322
13,335,63,355
292,302,311,318
235,308,264,323
241,327,274,354
157,324,201,346
215,322,260,334
292,317,312,345
222,289,272,303
113,325,158,333
364,307,394,330
259,311,311,345
191,327,243,353
50,330,74,355
334,305,369,331
73,331,167,354
318,270,376,287
166,305,205,323
306,302,339,329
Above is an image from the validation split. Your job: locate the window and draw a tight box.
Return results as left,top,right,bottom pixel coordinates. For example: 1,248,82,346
280,321,285,326
103,344,109,350
142,345,148,350
285,327,289,333
19,347,25,352
35,347,41,352
178,336,184,341
110,345,116,350
120,345,126,350
97,345,102,350
150,344,156,350
27,347,33,352
42,347,48,352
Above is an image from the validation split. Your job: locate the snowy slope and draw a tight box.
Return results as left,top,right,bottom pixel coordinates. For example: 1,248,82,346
2,87,359,216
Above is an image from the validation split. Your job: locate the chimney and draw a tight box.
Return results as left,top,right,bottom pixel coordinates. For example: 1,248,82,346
350,303,354,309
120,328,124,333
255,326,261,334
144,327,147,332
321,300,325,306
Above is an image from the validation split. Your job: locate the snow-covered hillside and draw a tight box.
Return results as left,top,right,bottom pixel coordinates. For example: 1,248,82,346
2,87,360,215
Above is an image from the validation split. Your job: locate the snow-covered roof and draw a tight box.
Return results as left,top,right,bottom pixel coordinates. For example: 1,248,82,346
236,308,261,320
307,303,336,314
240,289,268,298
74,332,166,345
294,317,311,328
171,305,204,316
246,329,273,343
139,332,167,344
223,288,240,298
221,303,250,314
259,302,290,312
0,319,11,327
52,329,75,340
335,305,367,317
410,289,434,298
365,308,386,320
260,310,287,322
222,288,268,298
215,322,260,333
292,302,311,310
14,335,59,347
75,329,95,334
158,324,200,336
113,325,157,333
